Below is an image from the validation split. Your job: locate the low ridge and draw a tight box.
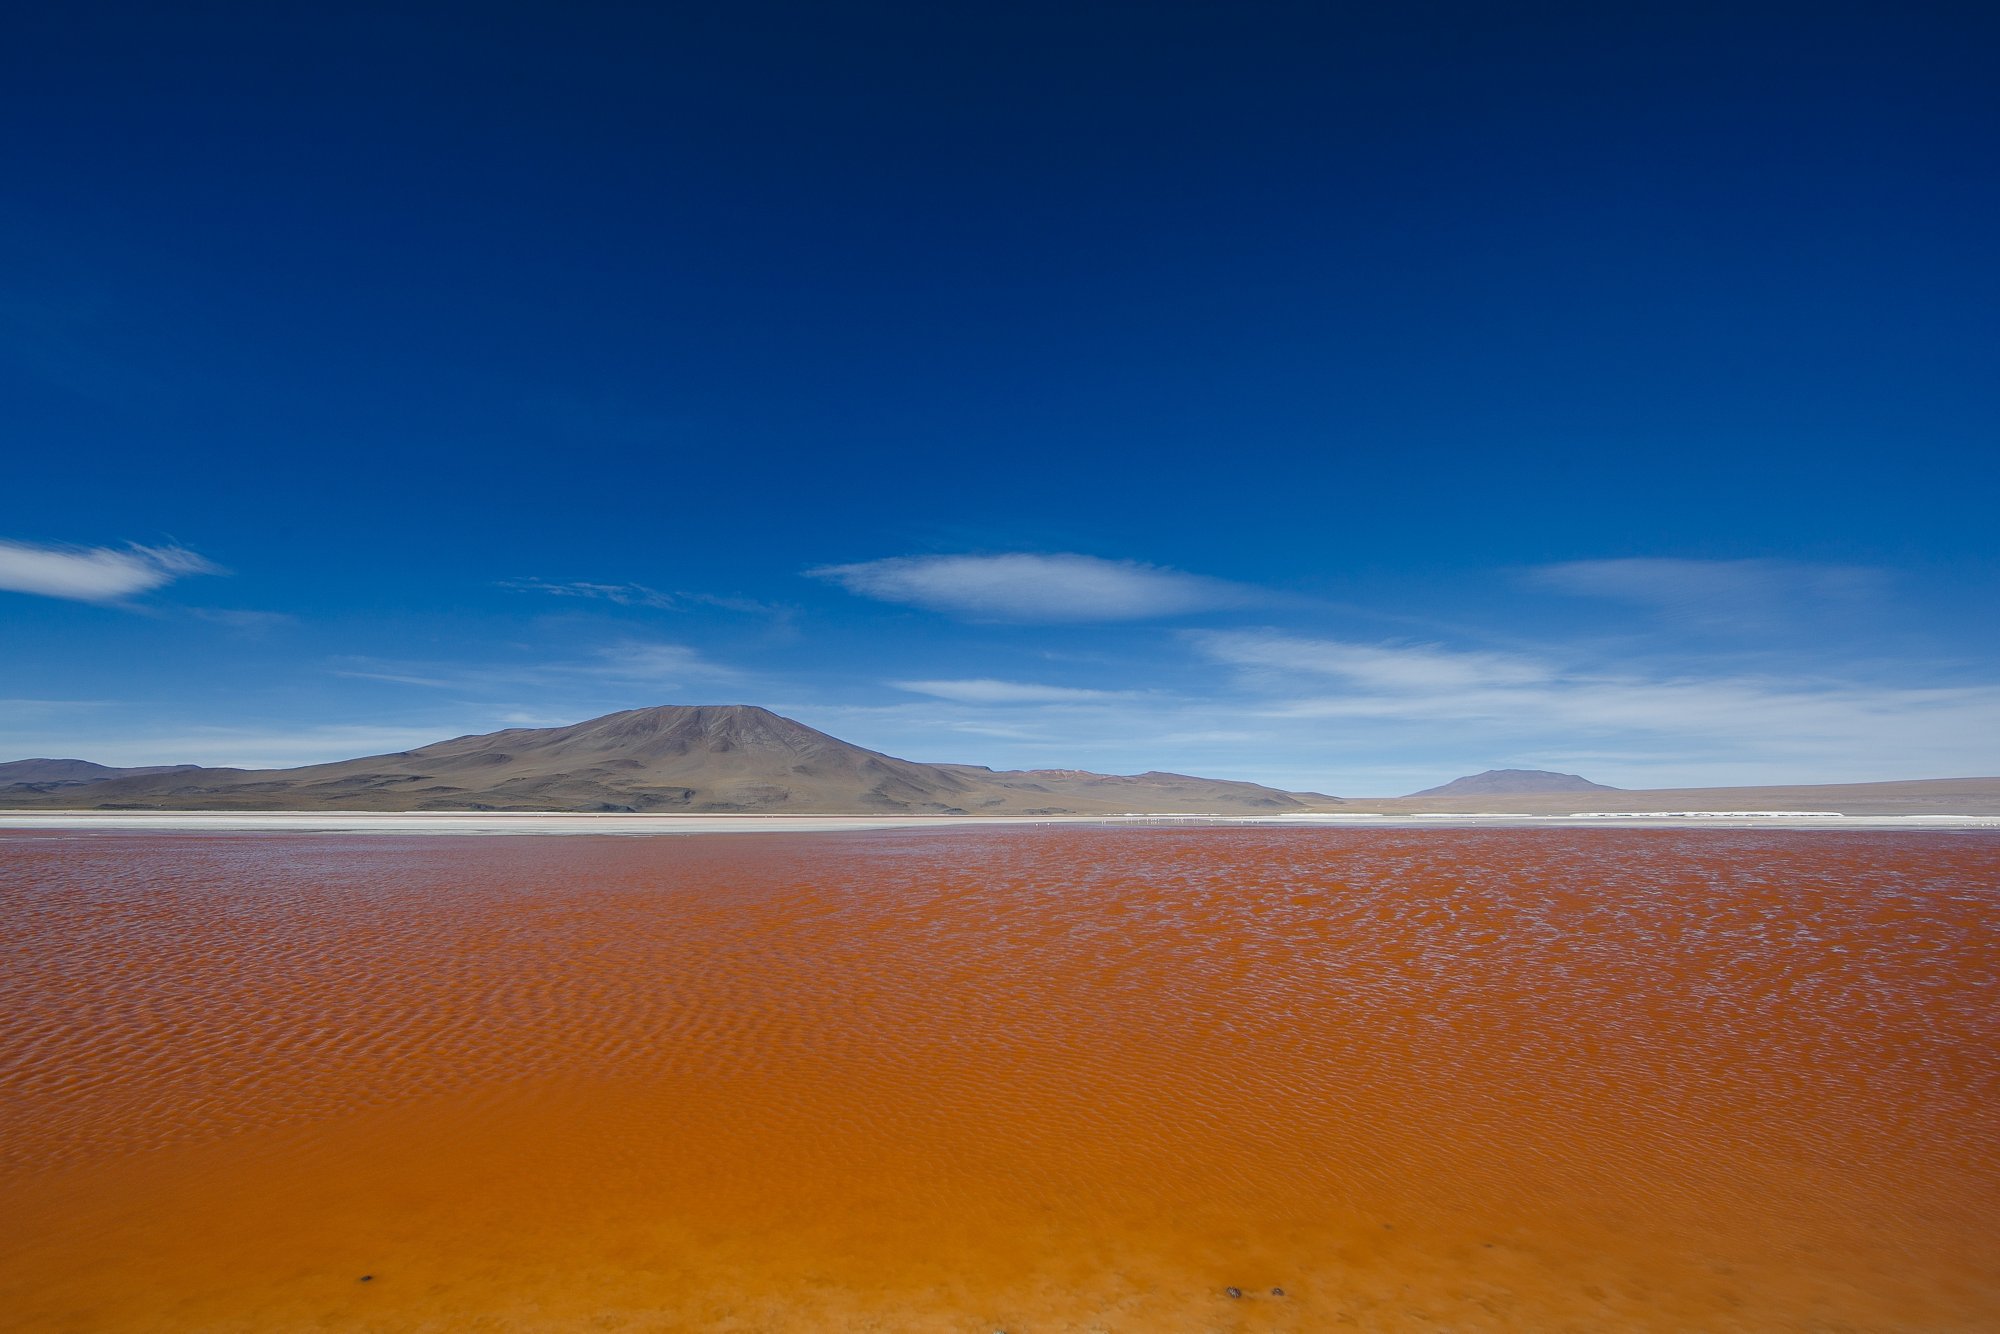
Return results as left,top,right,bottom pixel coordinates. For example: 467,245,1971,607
0,759,203,793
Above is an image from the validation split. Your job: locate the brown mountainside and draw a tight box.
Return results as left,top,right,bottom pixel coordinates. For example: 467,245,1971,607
10,706,1995,815
7,705,1338,815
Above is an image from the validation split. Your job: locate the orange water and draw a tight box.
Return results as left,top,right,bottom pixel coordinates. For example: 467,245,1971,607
2,827,1995,1331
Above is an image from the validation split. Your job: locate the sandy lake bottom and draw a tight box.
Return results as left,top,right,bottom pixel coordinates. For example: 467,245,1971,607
1,826,1995,1331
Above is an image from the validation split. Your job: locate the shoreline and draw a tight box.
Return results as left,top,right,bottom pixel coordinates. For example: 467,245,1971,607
4,810,1997,835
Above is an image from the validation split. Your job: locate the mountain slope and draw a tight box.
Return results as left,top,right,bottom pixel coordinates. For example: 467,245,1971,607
1407,769,1619,797
5,705,1340,815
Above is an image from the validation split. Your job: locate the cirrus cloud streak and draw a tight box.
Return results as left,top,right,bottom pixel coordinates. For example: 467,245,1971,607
0,539,218,604
892,678,1136,704
1190,629,2000,778
810,553,1257,622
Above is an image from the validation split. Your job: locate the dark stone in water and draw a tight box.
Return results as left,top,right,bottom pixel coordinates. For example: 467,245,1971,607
358,1275,373,1283
1225,1286,1242,1299
1271,1287,1286,1296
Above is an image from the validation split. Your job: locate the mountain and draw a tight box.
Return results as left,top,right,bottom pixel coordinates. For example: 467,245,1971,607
5,720,1995,816
1,705,1342,815
1378,776,2000,815
1406,769,1619,797
0,759,202,793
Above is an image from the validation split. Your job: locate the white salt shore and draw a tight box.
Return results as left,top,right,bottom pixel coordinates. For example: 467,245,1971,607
1,810,1995,835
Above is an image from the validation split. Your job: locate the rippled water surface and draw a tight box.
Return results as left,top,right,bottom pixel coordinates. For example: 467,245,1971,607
2,827,1995,1331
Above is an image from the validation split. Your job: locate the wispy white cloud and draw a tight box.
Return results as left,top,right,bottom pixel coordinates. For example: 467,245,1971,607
501,577,678,609
495,710,581,727
1189,628,2000,782
942,721,1063,740
892,678,1135,704
188,608,295,633
331,640,737,695
0,722,455,770
586,641,736,683
0,539,219,604
810,553,1256,621
333,668,463,689
12,641,740,768
502,577,779,616
1526,557,1887,631
0,697,117,720
1194,630,1552,691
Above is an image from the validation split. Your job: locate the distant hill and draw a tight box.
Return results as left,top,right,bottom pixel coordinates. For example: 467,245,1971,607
1377,776,2000,816
0,759,202,793
0,705,1343,815
1407,769,1619,797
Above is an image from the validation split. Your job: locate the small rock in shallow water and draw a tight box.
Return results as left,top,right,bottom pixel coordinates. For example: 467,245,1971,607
1225,1286,1242,1298
358,1275,373,1283
1271,1287,1286,1296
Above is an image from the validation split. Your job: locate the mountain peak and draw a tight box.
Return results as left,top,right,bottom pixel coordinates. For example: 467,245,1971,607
414,703,873,767
7,704,1331,815
1406,768,1619,797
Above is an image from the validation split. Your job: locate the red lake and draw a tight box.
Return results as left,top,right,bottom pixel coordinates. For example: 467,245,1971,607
2,827,1995,1330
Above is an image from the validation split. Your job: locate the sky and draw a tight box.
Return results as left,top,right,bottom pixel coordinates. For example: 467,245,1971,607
3,1,1997,794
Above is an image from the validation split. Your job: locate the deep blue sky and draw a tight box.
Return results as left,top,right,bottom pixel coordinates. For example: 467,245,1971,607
4,1,1996,791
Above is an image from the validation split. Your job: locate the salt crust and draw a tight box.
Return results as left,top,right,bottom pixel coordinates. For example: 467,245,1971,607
2,811,1995,835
